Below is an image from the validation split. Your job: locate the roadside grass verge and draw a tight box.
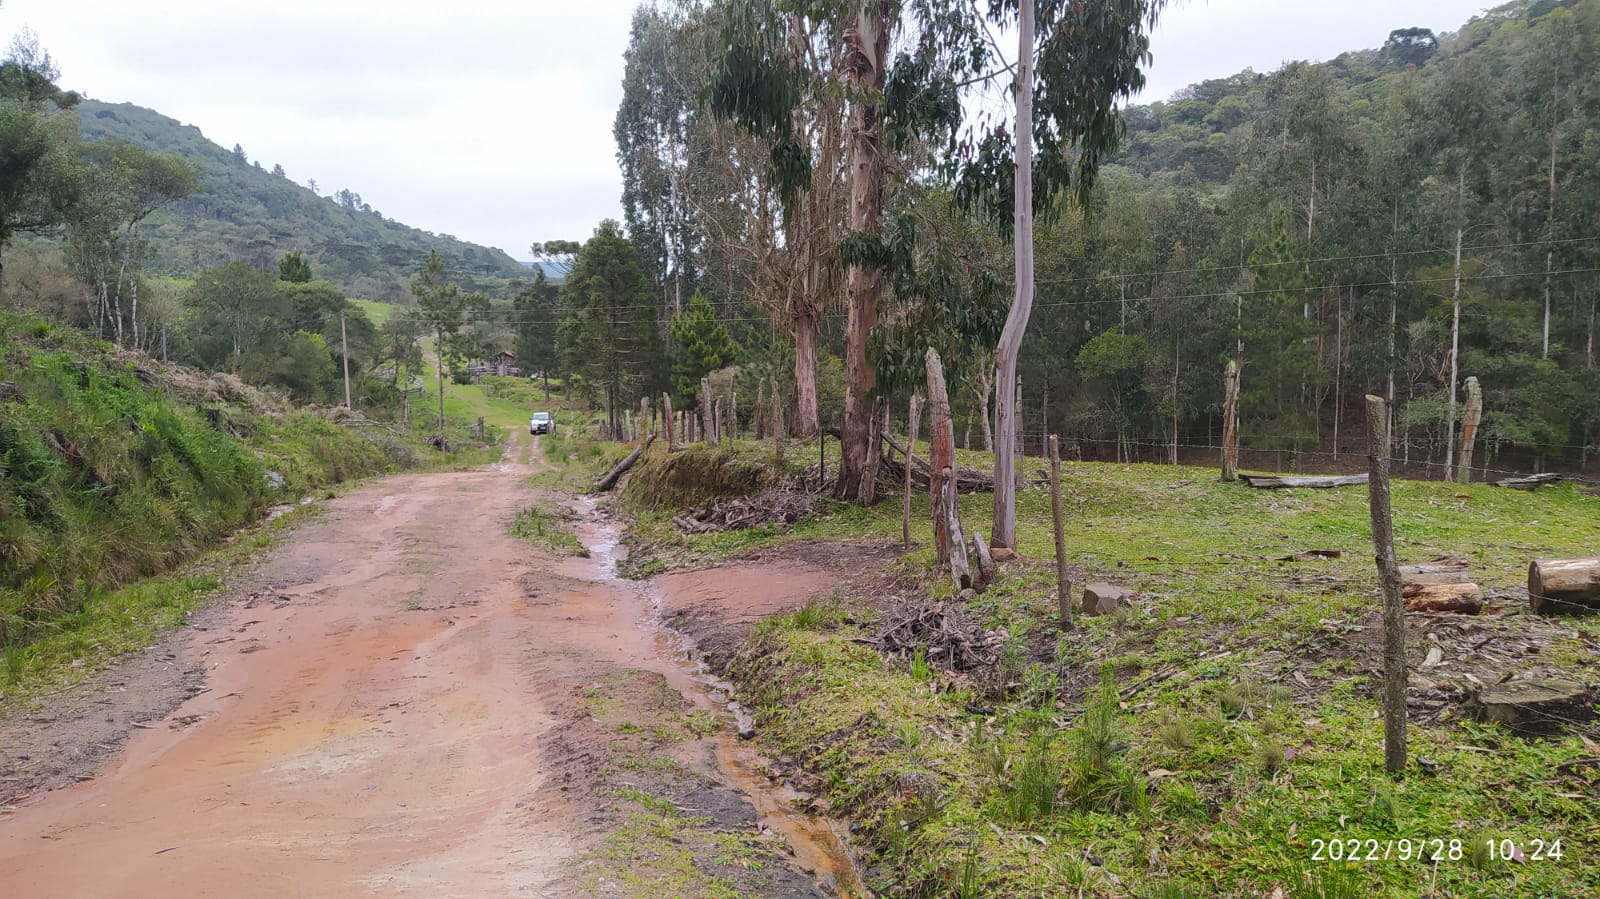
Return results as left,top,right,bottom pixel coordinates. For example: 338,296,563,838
509,502,586,556
555,436,1600,897
0,500,322,704
0,311,493,707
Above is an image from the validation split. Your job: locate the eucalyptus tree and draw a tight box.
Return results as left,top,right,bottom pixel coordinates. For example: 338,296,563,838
615,4,700,316
955,0,1168,549
66,139,198,348
1419,54,1505,473
704,0,849,440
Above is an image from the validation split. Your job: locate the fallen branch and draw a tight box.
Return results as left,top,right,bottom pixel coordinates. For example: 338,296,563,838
595,435,654,492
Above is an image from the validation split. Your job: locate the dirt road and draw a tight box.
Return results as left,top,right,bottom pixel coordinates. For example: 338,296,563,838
0,439,860,897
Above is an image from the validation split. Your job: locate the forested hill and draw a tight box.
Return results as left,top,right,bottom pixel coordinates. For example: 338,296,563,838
74,99,528,299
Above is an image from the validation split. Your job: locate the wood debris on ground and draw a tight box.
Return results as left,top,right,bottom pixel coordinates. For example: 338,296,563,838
856,600,1005,673
671,487,818,534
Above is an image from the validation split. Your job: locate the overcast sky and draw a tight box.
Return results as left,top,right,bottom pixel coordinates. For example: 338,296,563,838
4,0,1492,262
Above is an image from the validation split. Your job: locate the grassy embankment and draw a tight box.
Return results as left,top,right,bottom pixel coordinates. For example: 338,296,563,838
593,435,1600,898
0,313,498,701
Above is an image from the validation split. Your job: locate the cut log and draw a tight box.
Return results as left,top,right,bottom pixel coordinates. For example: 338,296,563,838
1494,472,1564,490
1081,582,1133,617
594,434,654,492
1528,558,1600,614
970,534,995,592
1239,473,1368,489
1400,558,1470,586
1467,680,1595,735
1401,582,1484,614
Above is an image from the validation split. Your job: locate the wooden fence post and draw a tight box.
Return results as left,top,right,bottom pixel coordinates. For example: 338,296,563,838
1014,376,1024,492
1050,435,1071,631
663,393,675,448
819,427,826,487
1366,395,1407,775
1456,376,1481,484
903,394,922,551
771,376,783,463
1222,359,1240,482
926,349,972,590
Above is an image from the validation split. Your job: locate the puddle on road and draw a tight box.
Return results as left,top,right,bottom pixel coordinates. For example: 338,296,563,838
566,497,867,898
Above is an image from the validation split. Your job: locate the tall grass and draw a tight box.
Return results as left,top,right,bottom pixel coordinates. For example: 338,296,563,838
0,312,408,652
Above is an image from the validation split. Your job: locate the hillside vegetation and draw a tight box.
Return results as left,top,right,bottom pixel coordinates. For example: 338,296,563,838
73,99,528,299
0,311,497,695
612,0,1600,482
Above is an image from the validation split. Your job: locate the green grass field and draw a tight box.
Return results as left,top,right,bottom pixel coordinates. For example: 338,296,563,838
610,440,1600,898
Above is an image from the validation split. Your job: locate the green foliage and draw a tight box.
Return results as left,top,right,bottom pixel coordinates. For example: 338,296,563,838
669,291,738,407
72,99,528,299
560,220,661,438
412,249,489,430
277,251,313,283
0,309,427,663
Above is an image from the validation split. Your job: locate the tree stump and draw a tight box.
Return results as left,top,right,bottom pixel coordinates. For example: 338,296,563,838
1467,680,1595,735
1528,558,1600,615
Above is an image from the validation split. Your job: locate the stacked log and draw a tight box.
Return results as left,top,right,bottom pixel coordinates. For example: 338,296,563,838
1400,558,1483,614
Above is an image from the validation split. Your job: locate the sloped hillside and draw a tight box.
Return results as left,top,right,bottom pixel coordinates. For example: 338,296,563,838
74,99,528,299
0,311,422,651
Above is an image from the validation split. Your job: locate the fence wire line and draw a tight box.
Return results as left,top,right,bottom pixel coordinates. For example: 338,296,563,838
978,432,1598,484
476,259,1600,324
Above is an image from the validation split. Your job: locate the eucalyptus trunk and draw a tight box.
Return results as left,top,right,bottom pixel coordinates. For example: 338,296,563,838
992,0,1034,550
834,3,889,504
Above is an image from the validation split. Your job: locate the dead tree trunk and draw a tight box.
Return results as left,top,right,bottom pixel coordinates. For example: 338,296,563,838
926,348,971,590
1221,359,1240,482
1050,435,1071,631
903,394,921,551
663,392,675,448
1456,376,1481,484
1528,558,1600,614
1365,395,1407,775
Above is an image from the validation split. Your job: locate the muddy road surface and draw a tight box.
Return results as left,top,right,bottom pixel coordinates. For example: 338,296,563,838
0,439,862,897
